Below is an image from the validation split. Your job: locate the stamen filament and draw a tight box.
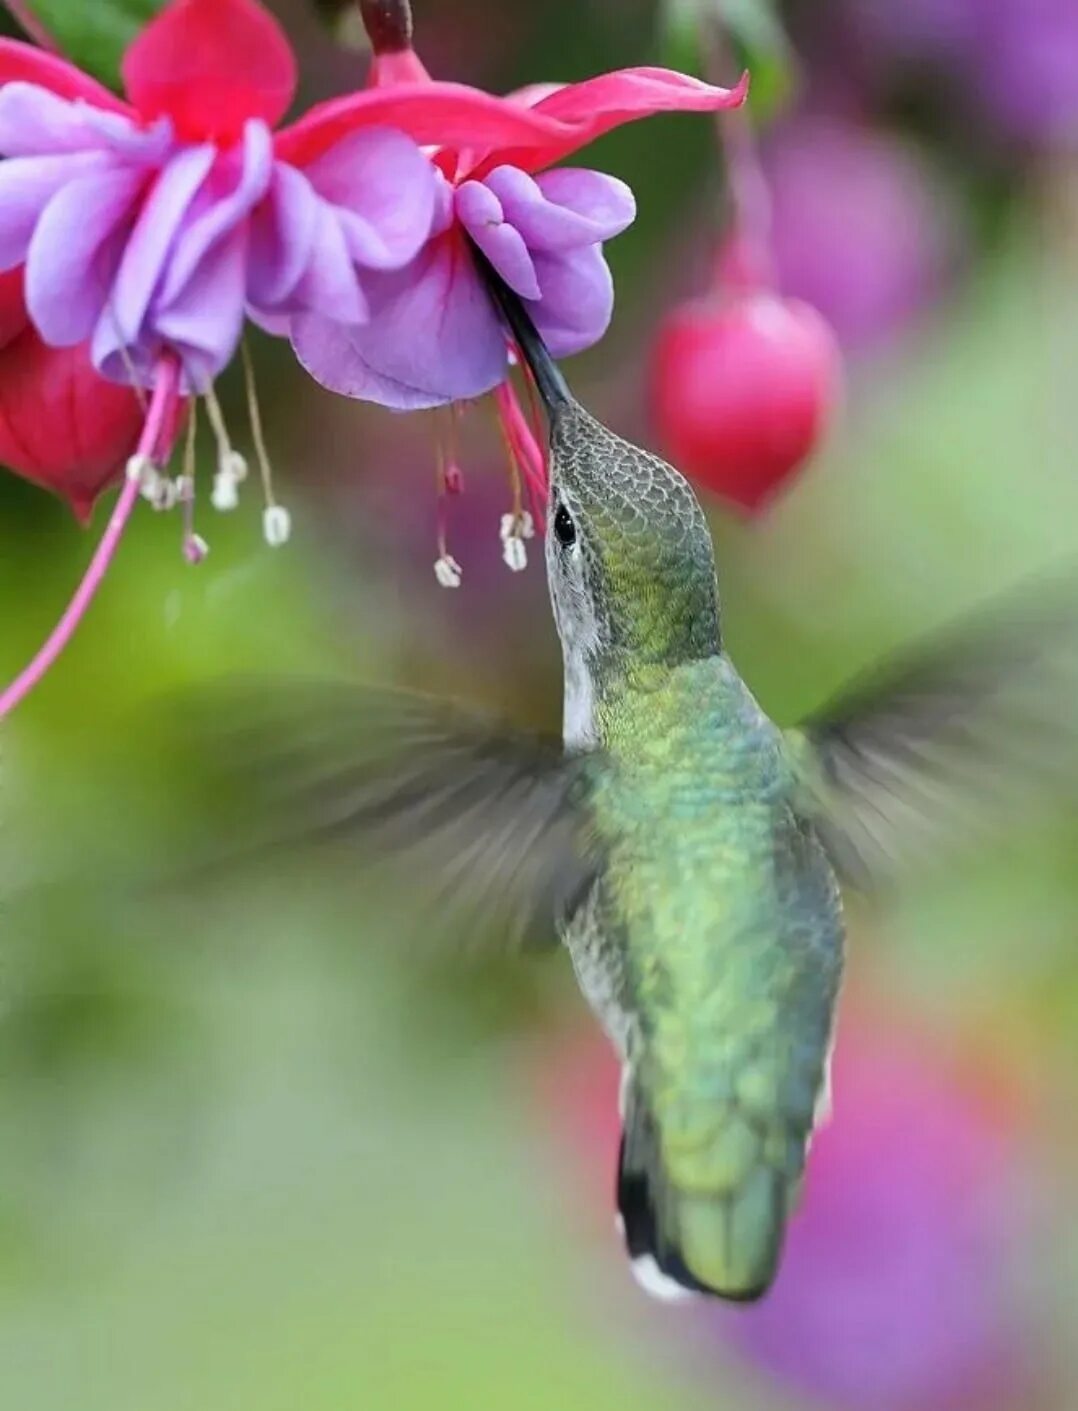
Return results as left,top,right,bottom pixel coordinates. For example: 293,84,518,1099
0,355,181,719
179,400,206,563
240,339,276,506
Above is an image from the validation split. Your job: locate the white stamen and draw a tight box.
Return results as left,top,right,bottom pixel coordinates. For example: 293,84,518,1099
500,511,535,544
125,453,157,488
502,535,528,572
211,472,240,512
148,475,177,511
263,504,292,547
434,553,462,588
220,449,248,483
183,533,210,565
174,474,195,504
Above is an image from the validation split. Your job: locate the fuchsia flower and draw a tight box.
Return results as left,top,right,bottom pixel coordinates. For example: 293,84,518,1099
0,0,746,717
293,50,749,411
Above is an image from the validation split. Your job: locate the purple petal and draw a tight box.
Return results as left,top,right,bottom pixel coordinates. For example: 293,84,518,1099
292,230,506,408
0,83,172,162
455,178,541,301
247,162,318,309
110,143,216,342
79,106,174,163
530,244,614,357
291,314,448,411
486,165,636,251
25,166,142,345
144,229,248,391
288,199,367,325
158,119,273,308
301,126,436,271
0,150,113,268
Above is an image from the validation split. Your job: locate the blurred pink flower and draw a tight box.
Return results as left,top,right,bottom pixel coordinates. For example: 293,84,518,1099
718,1019,1029,1411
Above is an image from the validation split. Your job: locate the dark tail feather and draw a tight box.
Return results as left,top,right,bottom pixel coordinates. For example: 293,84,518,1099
469,241,572,416
618,1083,787,1304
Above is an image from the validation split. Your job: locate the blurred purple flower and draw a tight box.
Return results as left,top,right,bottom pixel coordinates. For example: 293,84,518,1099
840,0,976,64
763,116,961,350
837,0,1078,150
718,1023,1027,1411
969,0,1078,147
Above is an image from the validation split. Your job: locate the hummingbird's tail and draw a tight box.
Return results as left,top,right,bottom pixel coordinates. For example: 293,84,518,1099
617,1081,791,1303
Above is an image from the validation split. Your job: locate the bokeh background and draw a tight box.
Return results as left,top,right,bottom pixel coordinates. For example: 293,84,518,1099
2,1,1078,1408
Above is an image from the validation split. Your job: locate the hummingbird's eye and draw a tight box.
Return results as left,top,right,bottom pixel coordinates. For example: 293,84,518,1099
553,503,577,548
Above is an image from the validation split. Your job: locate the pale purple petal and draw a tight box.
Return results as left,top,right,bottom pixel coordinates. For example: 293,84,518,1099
110,143,215,342
287,199,367,325
145,230,248,391
0,84,172,162
0,150,114,268
455,178,541,300
292,230,506,409
530,244,614,357
486,165,637,251
247,162,318,309
291,314,447,411
302,126,436,271
25,167,142,345
158,119,273,307
79,106,173,163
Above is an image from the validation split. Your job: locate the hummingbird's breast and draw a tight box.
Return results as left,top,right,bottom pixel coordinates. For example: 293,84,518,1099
567,655,845,1154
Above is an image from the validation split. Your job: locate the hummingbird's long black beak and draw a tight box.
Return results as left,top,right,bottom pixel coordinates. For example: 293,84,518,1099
471,243,572,418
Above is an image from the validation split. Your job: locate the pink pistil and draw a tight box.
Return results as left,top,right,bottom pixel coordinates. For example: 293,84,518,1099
495,381,549,523
0,354,181,719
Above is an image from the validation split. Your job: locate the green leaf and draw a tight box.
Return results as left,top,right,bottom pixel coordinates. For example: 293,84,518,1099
657,0,797,124
26,0,169,91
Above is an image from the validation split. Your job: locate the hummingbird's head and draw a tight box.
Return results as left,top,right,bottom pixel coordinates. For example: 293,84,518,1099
543,402,720,673
480,256,720,737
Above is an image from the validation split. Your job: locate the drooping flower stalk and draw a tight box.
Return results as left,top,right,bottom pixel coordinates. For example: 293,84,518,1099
700,12,775,287
0,354,180,718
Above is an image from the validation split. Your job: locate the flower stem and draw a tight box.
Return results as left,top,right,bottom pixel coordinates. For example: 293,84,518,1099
358,0,413,53
2,0,61,53
0,356,180,720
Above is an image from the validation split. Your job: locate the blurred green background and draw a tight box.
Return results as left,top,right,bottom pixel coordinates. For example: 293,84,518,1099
2,1,1078,1408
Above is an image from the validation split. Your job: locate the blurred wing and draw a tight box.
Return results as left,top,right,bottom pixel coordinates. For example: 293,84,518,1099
187,678,599,953
789,576,1078,887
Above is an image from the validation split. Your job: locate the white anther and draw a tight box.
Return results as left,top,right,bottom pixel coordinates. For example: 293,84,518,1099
174,474,195,504
263,504,292,547
125,453,157,487
434,553,462,588
220,449,248,482
501,511,535,543
211,471,240,512
502,535,528,572
183,533,210,565
147,475,177,511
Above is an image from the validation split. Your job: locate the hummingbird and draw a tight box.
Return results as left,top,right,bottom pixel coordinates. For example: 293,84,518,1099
197,263,1078,1304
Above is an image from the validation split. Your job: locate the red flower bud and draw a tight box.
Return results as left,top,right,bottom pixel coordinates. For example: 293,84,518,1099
650,288,842,515
0,270,166,522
